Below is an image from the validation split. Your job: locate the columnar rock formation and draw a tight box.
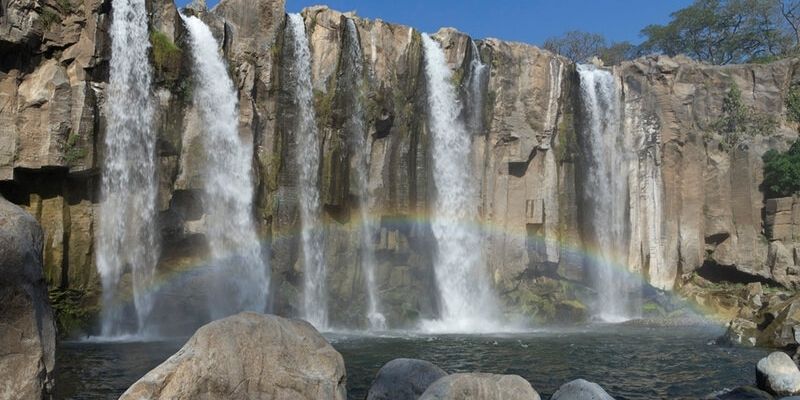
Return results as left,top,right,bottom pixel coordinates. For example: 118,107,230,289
1,0,799,332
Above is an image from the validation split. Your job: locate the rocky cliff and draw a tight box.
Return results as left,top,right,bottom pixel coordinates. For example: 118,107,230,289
1,0,798,333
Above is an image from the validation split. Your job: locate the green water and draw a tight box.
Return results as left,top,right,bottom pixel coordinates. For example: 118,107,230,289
54,325,767,399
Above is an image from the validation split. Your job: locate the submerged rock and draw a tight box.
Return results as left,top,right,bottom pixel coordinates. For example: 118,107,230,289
756,352,800,396
367,358,448,400
0,196,56,399
708,386,774,399
119,312,346,400
418,373,540,400
550,379,615,400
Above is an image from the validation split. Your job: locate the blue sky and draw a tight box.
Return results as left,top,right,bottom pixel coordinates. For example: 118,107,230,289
177,0,694,45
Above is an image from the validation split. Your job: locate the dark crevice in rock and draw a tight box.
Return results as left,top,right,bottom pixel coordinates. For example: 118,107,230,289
696,260,779,286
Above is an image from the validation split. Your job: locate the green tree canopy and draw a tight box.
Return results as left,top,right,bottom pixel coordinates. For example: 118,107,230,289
763,140,800,197
639,0,793,64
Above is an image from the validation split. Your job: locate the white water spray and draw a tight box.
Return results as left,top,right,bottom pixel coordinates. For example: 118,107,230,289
97,0,159,337
288,13,328,329
181,14,268,317
345,19,386,330
420,34,499,333
577,64,640,322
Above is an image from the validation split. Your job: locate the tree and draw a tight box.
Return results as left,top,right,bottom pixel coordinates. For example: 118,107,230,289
639,0,793,64
597,42,636,65
543,31,606,63
763,140,800,197
543,31,635,65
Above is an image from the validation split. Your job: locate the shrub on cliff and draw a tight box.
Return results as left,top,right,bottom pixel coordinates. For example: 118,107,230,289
713,83,777,150
763,140,800,197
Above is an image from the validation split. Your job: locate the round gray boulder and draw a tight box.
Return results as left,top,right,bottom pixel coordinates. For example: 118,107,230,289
367,358,448,400
551,379,615,400
419,373,540,400
757,352,800,396
120,312,346,400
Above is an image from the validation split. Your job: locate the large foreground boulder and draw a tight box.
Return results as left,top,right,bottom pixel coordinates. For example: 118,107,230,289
119,312,346,400
0,196,56,399
756,352,800,396
419,373,540,400
367,358,448,400
550,379,615,400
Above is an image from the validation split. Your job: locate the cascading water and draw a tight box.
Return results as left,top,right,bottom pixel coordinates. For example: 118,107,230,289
288,13,328,329
181,14,269,318
97,0,159,337
463,39,488,134
577,64,640,322
344,18,386,330
420,34,499,333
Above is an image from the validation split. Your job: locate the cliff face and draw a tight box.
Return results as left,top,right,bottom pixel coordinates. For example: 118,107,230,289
1,0,798,332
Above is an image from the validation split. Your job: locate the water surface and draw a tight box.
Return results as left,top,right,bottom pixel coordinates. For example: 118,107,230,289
55,324,767,399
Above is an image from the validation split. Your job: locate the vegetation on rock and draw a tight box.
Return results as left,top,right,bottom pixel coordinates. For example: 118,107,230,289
150,30,182,83
712,83,777,150
543,30,634,64
48,288,99,337
763,140,800,197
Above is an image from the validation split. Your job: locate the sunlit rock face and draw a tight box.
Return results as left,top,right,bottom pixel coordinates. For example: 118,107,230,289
2,0,800,333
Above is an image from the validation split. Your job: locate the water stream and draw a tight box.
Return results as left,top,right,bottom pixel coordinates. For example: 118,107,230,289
181,14,269,319
97,0,159,337
287,13,329,329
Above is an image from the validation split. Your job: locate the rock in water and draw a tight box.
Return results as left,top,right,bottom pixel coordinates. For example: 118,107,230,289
0,196,56,400
119,312,347,400
708,386,775,399
367,358,448,400
419,373,540,400
756,352,800,396
551,379,615,400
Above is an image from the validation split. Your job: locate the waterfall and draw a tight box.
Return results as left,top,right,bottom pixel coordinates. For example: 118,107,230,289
420,34,499,332
181,15,269,318
288,13,328,329
344,18,386,330
97,0,159,337
463,39,487,134
577,64,640,322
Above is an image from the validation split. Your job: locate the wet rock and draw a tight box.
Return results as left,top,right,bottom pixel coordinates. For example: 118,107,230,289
756,352,800,396
551,379,615,400
419,373,540,400
367,358,448,400
119,312,346,400
708,386,774,399
0,196,57,399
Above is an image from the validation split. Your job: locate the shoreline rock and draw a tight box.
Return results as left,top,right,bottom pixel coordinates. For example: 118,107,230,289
0,196,57,399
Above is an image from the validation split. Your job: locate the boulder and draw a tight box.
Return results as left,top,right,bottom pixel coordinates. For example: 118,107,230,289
119,312,346,400
367,358,448,400
0,196,56,399
419,373,540,400
757,352,800,396
550,379,615,400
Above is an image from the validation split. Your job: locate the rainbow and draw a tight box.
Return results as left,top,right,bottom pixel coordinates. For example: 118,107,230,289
98,210,726,335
